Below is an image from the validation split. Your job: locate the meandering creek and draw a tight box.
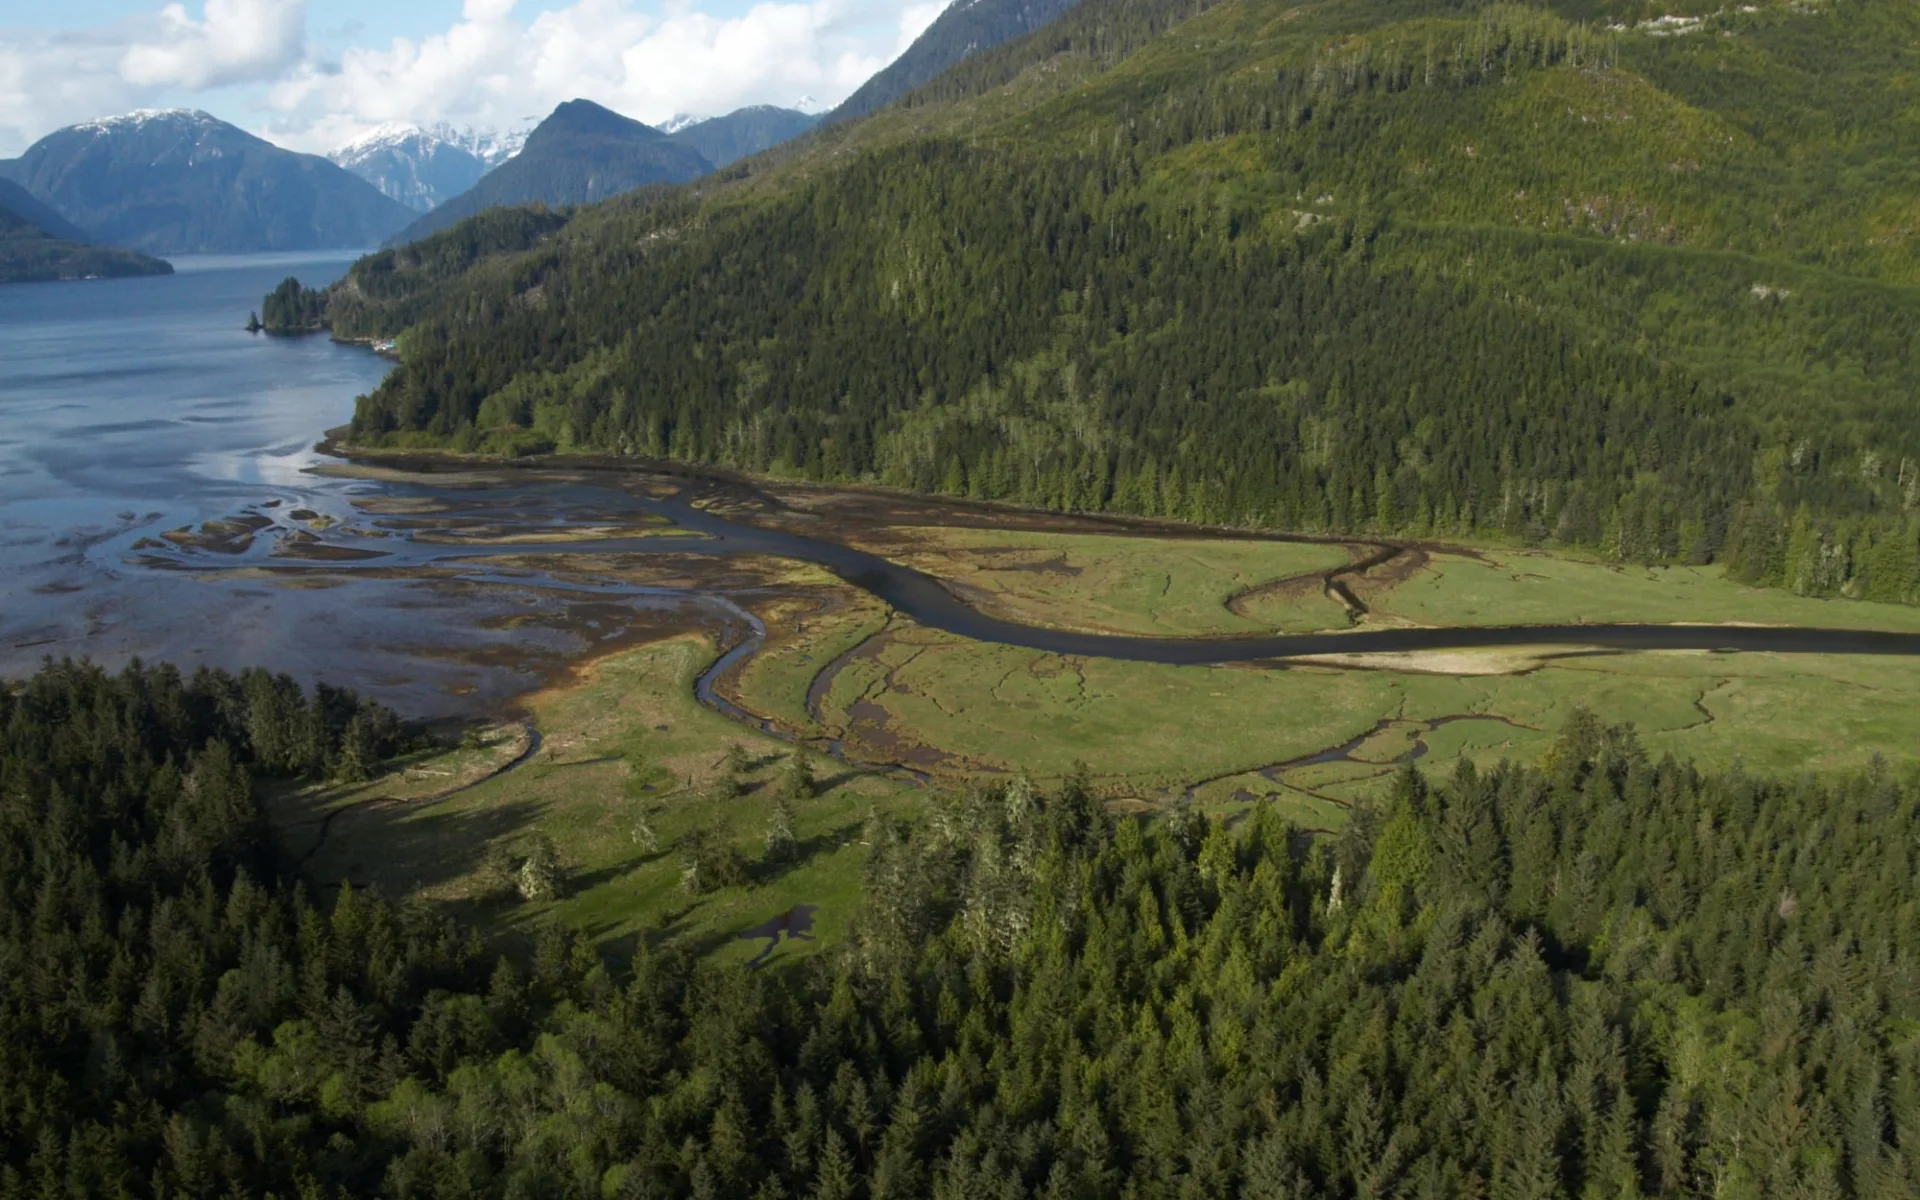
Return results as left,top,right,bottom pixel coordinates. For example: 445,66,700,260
128,475,1920,662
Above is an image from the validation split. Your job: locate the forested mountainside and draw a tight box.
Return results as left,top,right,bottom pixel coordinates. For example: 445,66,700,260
3,658,1917,1196
295,0,1920,603
265,206,572,333
0,231,172,283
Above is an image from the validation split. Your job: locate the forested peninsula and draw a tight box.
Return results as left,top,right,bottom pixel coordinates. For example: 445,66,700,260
275,0,1920,605
0,186,171,283
0,234,172,284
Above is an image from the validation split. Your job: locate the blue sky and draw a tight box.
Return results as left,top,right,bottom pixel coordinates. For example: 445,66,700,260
40,0,453,39
0,0,943,156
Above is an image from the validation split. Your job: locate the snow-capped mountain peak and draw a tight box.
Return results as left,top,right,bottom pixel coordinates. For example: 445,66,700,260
332,121,426,160
792,95,824,114
329,120,532,170
325,119,536,212
456,122,534,167
75,109,217,136
658,113,703,134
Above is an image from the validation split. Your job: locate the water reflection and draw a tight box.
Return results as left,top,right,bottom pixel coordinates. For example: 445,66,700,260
739,904,819,968
0,254,724,715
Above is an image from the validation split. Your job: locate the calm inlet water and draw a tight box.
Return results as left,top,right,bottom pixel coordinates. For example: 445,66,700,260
0,254,385,513
0,255,724,714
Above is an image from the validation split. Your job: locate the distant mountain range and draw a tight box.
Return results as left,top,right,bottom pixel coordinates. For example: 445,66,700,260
667,106,819,170
0,96,822,266
0,177,171,283
0,0,1053,266
385,100,713,245
345,0,1089,243
330,126,488,212
329,102,816,243
328,121,535,211
0,110,413,254
825,0,1085,124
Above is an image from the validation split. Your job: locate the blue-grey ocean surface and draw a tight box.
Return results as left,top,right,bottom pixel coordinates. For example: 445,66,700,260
0,254,706,714
0,253,381,526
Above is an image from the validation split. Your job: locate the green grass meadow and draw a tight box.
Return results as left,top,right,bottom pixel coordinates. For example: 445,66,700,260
272,532,1920,964
275,637,916,971
864,526,1354,635
1352,551,1920,631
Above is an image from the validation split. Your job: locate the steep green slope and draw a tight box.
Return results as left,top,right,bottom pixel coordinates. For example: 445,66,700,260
313,0,1920,601
261,206,570,332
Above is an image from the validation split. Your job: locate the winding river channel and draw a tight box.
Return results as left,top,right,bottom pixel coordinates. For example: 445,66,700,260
252,481,1920,665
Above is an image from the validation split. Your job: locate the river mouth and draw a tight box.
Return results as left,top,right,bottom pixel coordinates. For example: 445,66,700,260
311,454,1920,657
14,447,1920,746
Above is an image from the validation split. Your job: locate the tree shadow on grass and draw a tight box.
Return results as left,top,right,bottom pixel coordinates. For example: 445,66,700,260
750,819,865,887
654,908,815,969
814,767,886,794
583,901,741,966
578,818,861,966
571,899,691,965
561,858,661,896
293,790,553,899
279,770,867,970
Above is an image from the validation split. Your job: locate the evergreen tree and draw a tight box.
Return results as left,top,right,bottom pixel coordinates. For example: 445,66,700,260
766,796,799,864
516,834,562,900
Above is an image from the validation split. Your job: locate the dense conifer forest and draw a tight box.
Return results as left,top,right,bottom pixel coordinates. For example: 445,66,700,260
260,277,330,334
4,658,1917,1196
276,0,1920,604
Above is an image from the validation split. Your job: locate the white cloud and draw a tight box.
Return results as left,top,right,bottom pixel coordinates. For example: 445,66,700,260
0,0,304,154
120,0,305,89
0,0,936,157
261,0,899,152
0,29,147,153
